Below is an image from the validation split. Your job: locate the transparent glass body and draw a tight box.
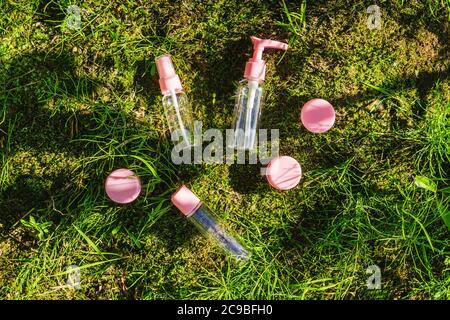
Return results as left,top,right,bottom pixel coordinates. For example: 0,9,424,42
188,204,249,262
162,90,194,147
231,79,265,150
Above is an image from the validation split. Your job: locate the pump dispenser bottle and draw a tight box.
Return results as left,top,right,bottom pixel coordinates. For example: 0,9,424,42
231,37,288,150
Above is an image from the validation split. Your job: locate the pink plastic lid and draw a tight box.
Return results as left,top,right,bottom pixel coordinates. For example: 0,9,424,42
244,36,288,82
155,55,182,94
105,168,142,204
301,98,335,133
171,185,201,217
266,156,302,190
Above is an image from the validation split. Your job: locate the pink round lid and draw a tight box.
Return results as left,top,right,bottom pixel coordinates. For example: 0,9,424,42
171,185,201,216
266,156,302,190
105,169,141,204
301,98,335,133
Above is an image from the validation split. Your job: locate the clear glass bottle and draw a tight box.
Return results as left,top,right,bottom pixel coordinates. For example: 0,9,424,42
232,79,264,150
231,37,288,150
171,185,250,262
156,55,193,148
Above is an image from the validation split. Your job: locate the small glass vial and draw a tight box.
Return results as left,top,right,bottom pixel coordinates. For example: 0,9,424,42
171,185,250,262
156,55,194,148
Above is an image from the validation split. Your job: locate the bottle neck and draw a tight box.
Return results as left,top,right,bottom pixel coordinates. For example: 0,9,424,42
241,79,263,86
244,58,266,82
163,88,184,96
185,202,203,218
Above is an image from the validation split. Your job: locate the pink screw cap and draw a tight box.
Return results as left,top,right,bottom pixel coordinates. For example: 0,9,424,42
171,185,201,217
301,98,336,133
105,169,142,204
155,54,182,95
265,156,302,190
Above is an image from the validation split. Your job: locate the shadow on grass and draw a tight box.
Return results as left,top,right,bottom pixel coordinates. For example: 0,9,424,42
0,50,97,234
228,162,266,194
0,49,201,253
35,0,67,26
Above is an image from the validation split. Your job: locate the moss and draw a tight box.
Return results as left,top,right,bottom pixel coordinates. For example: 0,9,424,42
0,0,449,299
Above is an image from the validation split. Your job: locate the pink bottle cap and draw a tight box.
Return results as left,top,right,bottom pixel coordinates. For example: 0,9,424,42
171,185,201,217
105,168,141,204
244,36,288,82
155,54,182,94
265,156,302,190
301,98,335,133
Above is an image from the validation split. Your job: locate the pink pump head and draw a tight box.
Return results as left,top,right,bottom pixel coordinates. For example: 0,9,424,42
155,55,182,95
244,36,288,82
171,185,201,217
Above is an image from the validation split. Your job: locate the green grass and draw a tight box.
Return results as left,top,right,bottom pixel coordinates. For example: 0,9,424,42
0,0,449,299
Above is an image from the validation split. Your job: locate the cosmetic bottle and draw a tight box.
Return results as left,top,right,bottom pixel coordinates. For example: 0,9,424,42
156,55,194,147
231,37,288,150
171,185,250,262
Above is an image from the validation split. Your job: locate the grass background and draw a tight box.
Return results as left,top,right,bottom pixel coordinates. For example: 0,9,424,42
0,0,449,299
